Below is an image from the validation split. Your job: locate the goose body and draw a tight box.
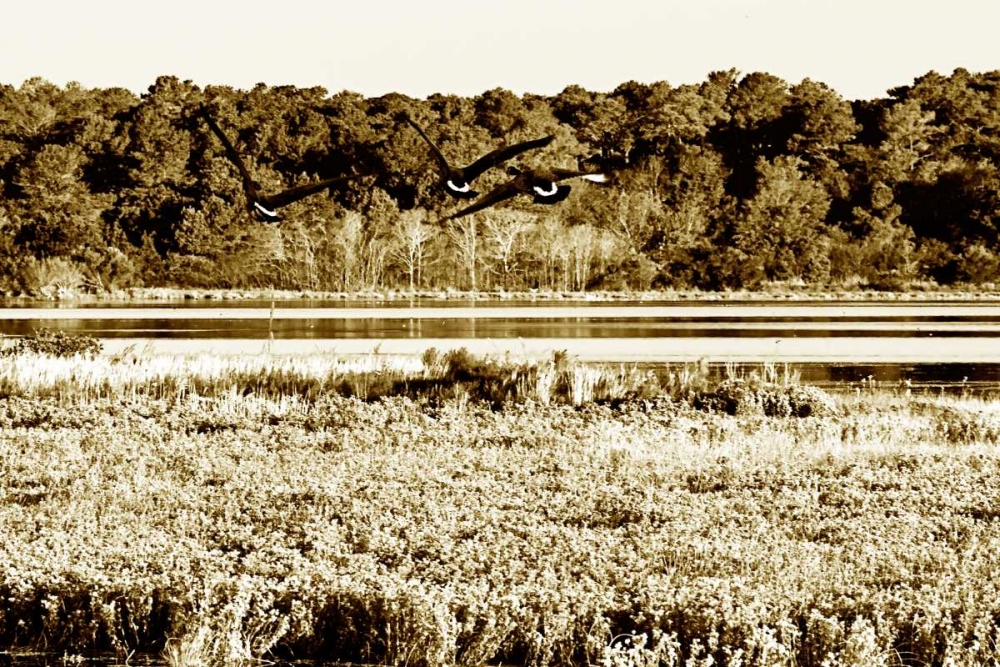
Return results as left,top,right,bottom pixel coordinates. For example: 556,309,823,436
445,166,607,219
401,113,554,200
199,105,355,222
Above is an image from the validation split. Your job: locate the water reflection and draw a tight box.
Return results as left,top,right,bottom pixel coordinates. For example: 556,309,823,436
7,318,1000,340
669,362,1000,396
4,303,1000,389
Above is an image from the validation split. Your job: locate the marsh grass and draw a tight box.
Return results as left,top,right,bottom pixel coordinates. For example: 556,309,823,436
5,344,1000,665
0,338,836,420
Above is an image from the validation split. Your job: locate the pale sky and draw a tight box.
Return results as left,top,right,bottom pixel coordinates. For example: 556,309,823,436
2,0,998,101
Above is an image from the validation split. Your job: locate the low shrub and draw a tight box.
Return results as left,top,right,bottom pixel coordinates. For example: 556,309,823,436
0,328,102,358
694,378,838,417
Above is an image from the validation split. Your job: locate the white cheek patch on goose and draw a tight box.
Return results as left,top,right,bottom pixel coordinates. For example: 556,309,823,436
533,182,559,197
582,173,607,183
447,180,471,193
254,201,279,218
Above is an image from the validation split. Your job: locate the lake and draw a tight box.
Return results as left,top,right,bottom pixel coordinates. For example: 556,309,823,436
2,299,1000,390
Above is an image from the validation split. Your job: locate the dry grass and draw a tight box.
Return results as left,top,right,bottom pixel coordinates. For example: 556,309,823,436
2,346,1000,666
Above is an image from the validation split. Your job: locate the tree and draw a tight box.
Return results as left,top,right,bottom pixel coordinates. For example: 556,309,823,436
780,79,858,209
0,205,21,291
715,72,790,198
552,86,634,165
844,204,918,287
0,77,60,142
447,214,480,292
731,156,832,286
391,208,434,290
634,82,730,158
482,209,532,289
609,189,658,256
330,211,366,291
524,214,566,290
110,75,200,265
318,90,387,208
474,88,528,138
872,98,940,184
902,69,1000,163
168,197,252,287
11,144,112,263
651,146,734,287
557,224,597,291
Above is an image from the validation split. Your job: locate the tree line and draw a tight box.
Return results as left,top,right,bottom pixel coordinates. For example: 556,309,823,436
1,68,998,295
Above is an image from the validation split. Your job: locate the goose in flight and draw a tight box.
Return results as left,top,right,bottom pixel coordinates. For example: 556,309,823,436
400,112,554,200
199,105,356,223
445,166,607,220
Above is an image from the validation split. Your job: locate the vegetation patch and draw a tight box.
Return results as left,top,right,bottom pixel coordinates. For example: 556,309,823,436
0,347,998,665
0,328,102,359
695,377,839,417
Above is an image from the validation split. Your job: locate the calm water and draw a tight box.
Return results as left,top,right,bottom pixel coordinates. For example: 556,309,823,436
3,300,1000,389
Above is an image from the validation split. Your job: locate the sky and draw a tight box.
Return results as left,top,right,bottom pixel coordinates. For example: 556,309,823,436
2,0,999,102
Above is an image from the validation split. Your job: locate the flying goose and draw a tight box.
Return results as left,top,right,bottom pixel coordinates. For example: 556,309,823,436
444,166,607,219
400,112,554,200
198,105,356,223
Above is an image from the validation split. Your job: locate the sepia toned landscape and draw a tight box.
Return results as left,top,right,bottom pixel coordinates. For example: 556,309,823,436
4,1,1000,664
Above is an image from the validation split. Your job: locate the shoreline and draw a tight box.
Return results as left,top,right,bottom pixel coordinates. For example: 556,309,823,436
6,285,1000,304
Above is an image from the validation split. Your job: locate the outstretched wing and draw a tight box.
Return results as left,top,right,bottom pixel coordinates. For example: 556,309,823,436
402,114,452,173
199,106,256,191
462,135,555,182
259,175,359,210
445,180,522,220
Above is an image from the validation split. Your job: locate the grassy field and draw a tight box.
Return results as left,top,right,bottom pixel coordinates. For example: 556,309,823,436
2,339,1000,666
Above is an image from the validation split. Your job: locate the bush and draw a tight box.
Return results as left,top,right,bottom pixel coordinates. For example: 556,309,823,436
16,256,89,297
0,329,103,358
694,378,837,417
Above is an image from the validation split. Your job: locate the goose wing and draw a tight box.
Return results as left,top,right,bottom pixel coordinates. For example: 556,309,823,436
462,135,555,182
402,115,452,173
199,106,256,191
445,180,522,220
259,175,359,210
548,167,603,182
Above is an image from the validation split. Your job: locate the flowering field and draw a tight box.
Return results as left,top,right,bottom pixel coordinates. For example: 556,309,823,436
2,345,1000,666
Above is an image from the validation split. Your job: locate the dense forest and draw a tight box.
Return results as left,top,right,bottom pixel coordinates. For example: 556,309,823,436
1,68,998,295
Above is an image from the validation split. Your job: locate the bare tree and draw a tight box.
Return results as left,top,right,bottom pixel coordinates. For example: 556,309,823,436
556,224,599,291
482,209,531,290
446,214,479,292
611,190,658,255
331,211,363,291
257,220,321,289
525,214,565,290
391,209,434,291
360,233,389,290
